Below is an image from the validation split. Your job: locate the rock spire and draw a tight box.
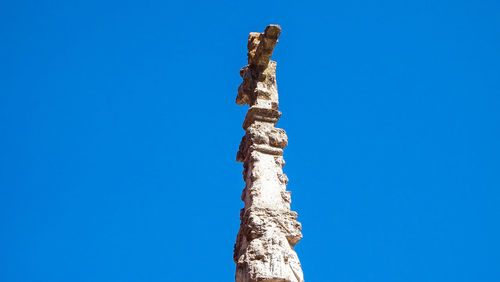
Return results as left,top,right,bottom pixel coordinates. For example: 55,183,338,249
234,25,304,282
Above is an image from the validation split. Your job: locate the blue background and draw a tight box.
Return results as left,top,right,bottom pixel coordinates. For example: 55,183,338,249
1,1,499,281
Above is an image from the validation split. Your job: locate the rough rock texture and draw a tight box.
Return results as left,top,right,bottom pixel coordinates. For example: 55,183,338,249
234,25,304,282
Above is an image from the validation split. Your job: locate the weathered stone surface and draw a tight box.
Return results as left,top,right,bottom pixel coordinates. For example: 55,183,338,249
234,25,304,282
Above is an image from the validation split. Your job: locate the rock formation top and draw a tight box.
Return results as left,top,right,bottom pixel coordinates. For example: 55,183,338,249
236,25,281,111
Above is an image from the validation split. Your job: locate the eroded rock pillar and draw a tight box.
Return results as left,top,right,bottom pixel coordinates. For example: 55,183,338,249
234,25,304,282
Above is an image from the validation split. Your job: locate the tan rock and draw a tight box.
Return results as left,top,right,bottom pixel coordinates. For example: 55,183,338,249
234,25,304,282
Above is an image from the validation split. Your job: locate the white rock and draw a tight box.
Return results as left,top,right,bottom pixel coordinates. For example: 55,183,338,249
234,25,304,282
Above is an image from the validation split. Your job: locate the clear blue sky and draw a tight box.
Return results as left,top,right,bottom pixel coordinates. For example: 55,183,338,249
1,1,499,281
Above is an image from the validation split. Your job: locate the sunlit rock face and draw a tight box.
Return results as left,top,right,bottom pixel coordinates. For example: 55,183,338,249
234,25,304,282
